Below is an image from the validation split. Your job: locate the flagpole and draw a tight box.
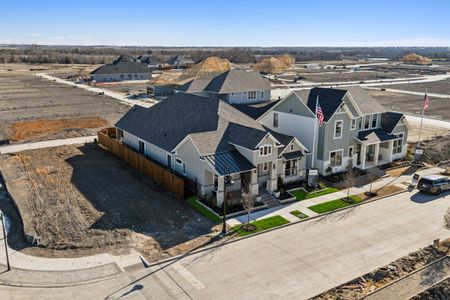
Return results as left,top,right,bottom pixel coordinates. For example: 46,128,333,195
416,89,427,149
312,96,319,169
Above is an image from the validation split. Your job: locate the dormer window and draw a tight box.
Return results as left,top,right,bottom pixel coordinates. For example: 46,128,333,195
259,145,272,156
371,114,378,128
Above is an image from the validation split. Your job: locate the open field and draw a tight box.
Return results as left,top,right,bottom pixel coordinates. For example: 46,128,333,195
0,144,215,260
367,89,450,121
0,73,130,142
377,78,450,95
277,70,417,83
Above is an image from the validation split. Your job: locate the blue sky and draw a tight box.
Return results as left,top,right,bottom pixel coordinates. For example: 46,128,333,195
1,0,449,46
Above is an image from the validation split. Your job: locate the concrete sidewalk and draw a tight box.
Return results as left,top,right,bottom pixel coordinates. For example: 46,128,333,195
0,136,97,154
227,167,444,226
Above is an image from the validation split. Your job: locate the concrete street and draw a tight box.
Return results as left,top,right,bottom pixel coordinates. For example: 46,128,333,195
119,189,449,300
3,188,445,299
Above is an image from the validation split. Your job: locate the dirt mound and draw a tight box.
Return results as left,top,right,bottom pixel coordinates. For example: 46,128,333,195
253,55,295,74
176,56,231,82
9,116,109,142
402,53,432,65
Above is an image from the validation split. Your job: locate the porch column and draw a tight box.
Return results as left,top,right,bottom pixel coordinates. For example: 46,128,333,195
361,144,367,169
267,161,278,193
386,141,393,162
374,143,380,166
249,169,259,196
216,176,225,207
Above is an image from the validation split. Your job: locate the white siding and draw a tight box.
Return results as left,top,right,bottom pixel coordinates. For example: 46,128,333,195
122,131,170,167
226,90,271,104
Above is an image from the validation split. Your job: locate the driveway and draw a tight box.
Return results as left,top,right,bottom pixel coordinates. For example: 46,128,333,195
110,188,450,300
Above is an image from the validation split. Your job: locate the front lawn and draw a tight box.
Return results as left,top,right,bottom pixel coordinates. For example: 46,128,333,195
233,215,290,237
186,196,221,223
291,186,339,201
290,210,309,219
308,195,362,214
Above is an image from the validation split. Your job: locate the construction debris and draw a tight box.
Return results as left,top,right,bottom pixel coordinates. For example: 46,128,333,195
253,55,295,74
402,53,432,65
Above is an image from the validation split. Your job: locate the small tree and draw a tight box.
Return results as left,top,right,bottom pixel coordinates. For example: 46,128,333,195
344,161,356,202
241,192,255,228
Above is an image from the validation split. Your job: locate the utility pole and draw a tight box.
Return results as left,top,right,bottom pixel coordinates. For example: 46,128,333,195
1,212,10,271
221,166,230,235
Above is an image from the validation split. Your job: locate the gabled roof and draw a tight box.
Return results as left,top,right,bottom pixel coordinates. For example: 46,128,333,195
203,69,271,94
177,78,214,93
381,111,404,133
304,87,348,122
232,100,281,120
91,61,151,75
112,54,134,65
356,129,398,143
345,87,386,115
166,54,194,66
116,92,284,156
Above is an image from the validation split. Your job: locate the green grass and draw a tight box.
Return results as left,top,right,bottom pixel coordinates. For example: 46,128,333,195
308,195,363,214
290,210,309,219
291,186,339,201
233,215,290,237
186,196,221,223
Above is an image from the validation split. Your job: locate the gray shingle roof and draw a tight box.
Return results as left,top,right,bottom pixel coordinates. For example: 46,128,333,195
381,111,404,133
204,69,270,94
91,61,151,75
166,54,194,66
177,78,214,93
282,151,304,160
346,87,386,115
232,100,281,120
115,92,282,155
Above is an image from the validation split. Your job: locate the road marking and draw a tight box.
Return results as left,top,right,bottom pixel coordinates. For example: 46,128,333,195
172,263,205,290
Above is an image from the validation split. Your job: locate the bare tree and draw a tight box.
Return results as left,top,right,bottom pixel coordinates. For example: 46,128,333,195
344,161,356,201
241,192,255,226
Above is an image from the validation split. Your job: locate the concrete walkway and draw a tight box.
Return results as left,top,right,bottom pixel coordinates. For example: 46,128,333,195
365,257,450,300
35,73,153,108
0,136,97,154
227,167,444,226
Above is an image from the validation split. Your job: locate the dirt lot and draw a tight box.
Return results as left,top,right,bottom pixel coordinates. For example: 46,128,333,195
378,78,450,95
313,244,448,300
278,70,415,83
0,73,130,142
367,89,450,122
420,135,450,164
412,277,450,299
0,144,216,260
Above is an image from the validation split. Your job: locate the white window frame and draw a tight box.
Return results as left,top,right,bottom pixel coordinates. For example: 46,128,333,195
334,120,343,139
290,143,294,151
329,149,343,167
176,158,183,165
371,114,378,129
363,115,370,130
263,162,269,172
259,145,272,156
350,119,357,130
248,91,257,100
393,133,404,155
273,112,279,128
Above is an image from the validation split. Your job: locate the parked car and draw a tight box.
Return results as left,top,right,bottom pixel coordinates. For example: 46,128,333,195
418,175,450,195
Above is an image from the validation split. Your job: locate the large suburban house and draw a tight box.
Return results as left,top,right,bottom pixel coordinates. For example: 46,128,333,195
253,87,408,175
115,92,309,207
90,60,152,82
177,69,271,104
166,54,195,69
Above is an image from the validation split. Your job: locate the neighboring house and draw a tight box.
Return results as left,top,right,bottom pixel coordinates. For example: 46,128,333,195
177,69,271,104
90,61,152,82
166,54,194,69
253,86,408,175
115,92,309,207
136,55,166,69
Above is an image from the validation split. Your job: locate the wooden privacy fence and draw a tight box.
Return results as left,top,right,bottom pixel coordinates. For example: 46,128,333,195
98,129,185,199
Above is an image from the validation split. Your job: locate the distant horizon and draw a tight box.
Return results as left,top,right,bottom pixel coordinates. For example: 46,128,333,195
2,0,450,47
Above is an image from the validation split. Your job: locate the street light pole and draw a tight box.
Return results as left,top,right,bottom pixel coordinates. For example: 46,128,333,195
221,166,230,235
1,212,10,271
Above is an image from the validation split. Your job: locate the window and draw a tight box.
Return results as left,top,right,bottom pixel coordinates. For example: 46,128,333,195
348,146,354,158
263,162,269,172
259,145,272,156
393,133,404,154
358,117,363,131
364,116,370,130
182,163,186,175
261,91,264,98
273,113,279,128
290,144,294,151
138,140,145,154
351,119,357,130
371,114,378,128
330,150,343,167
334,120,343,139
176,158,182,165
167,155,172,168
248,91,257,100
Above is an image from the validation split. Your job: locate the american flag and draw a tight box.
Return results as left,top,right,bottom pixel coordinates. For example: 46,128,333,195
423,92,429,109
315,96,324,125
